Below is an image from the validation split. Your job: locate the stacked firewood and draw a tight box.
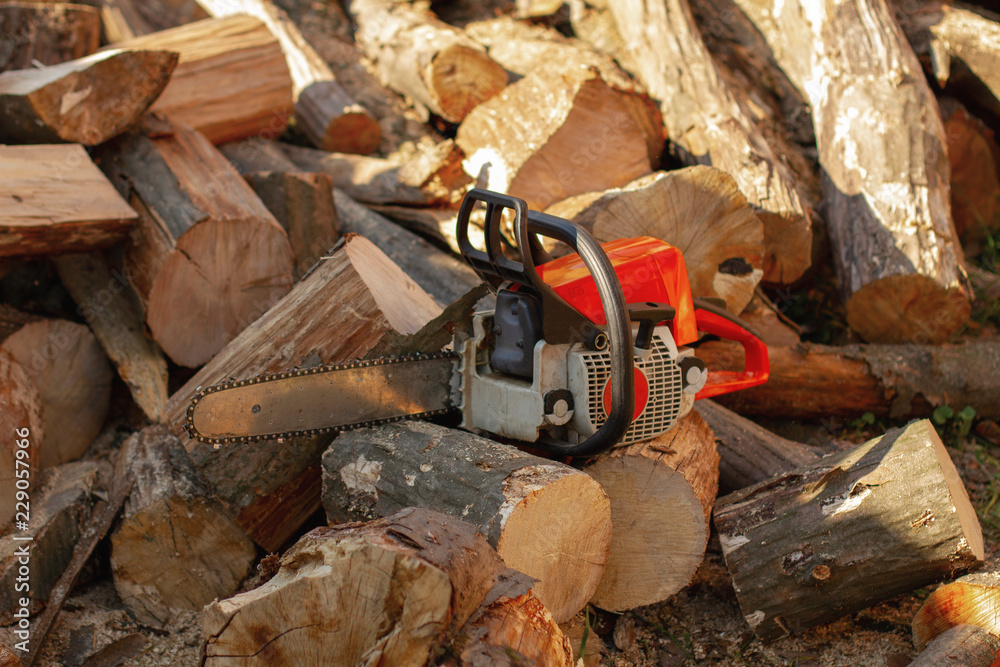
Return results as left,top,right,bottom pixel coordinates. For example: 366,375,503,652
2,0,1000,664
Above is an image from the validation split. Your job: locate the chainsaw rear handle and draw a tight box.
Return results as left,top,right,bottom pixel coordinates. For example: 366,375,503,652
457,188,634,458
692,298,770,399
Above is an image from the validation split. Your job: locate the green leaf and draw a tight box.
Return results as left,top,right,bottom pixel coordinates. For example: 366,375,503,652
933,405,954,425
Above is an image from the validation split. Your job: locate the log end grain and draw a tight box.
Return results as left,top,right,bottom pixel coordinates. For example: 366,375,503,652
845,274,971,344
911,571,1000,650
427,43,508,122
296,80,382,155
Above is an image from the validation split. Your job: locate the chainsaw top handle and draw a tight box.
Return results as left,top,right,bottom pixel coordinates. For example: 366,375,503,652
457,188,635,458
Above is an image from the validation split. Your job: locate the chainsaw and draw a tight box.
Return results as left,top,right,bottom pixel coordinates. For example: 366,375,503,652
185,188,769,457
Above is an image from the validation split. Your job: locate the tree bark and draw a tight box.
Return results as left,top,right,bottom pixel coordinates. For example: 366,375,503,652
909,624,1000,667
348,0,508,123
714,420,984,642
608,0,813,285
97,121,295,368
165,234,443,550
730,0,971,343
98,0,207,42
117,15,294,144
698,338,1000,420
912,568,1000,649
110,425,256,627
0,2,100,72
582,411,718,612
322,421,612,624
545,167,764,315
196,0,381,155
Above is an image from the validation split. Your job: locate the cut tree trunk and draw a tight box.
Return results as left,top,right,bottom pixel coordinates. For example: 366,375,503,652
110,425,256,627
455,65,657,211
98,0,207,42
97,120,295,368
281,140,469,207
243,171,339,278
0,48,176,145
730,0,970,343
117,15,294,144
608,0,812,285
322,421,613,624
0,145,137,257
196,0,380,154
697,339,1000,421
454,593,573,667
582,411,718,612
911,568,1000,649
545,167,764,315
201,508,561,666
0,461,99,624
52,253,169,423
0,350,43,528
165,234,443,550
348,0,508,123
1,319,111,469
909,624,1000,667
714,420,984,642
0,2,101,72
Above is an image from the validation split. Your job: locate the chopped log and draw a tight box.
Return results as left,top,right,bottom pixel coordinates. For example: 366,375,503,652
322,421,612,624
912,569,1000,649
202,508,541,666
736,293,802,347
714,420,984,642
608,0,812,285
0,644,20,667
698,339,1000,421
367,204,456,250
196,0,380,155
567,0,637,76
110,425,256,627
243,171,339,278
454,593,573,667
0,145,137,257
281,140,469,207
52,253,168,423
581,411,717,612
0,460,99,625
117,15,294,144
730,0,970,343
165,234,443,550
98,0,207,42
545,167,764,315
455,66,656,211
217,137,298,174
0,3,100,72
0,48,176,145
348,0,507,123
1,319,111,469
909,625,1000,667
97,121,295,368
0,351,43,528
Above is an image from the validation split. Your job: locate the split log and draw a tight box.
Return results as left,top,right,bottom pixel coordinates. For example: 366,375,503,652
348,0,507,123
117,15,294,144
581,411,717,612
454,593,573,667
698,339,1000,421
695,399,822,494
736,293,802,347
52,253,168,423
0,48,176,145
1,319,111,469
455,65,657,211
110,425,256,627
0,351,43,528
367,204,457,251
281,140,469,207
196,0,380,155
0,644,19,667
165,234,443,550
97,121,295,368
567,0,637,76
98,0,207,42
0,2,100,72
243,172,339,278
545,167,764,315
201,508,566,666
322,421,612,624
608,0,812,285
0,460,99,624
0,145,137,257
911,568,1000,649
713,420,984,642
217,137,298,174
909,624,1000,667
730,0,970,343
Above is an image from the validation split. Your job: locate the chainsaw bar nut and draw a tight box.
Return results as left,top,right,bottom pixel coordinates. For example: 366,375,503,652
543,389,575,426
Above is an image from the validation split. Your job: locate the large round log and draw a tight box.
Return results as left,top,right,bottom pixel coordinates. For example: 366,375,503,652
322,420,612,624
912,569,1000,650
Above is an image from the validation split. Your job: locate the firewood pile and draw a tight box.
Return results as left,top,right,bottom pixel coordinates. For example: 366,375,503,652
2,0,1000,664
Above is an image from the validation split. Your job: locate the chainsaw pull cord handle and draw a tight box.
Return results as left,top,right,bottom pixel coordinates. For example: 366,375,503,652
456,188,634,458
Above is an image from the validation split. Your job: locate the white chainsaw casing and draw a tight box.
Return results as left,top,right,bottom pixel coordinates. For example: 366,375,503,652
453,312,695,446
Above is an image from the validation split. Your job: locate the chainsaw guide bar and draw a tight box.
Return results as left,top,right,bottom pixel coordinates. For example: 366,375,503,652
184,351,459,446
